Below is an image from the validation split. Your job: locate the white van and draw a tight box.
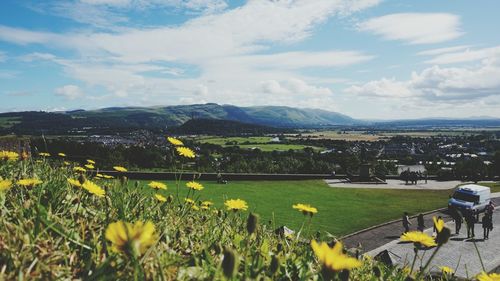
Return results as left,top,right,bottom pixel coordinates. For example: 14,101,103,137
448,184,491,212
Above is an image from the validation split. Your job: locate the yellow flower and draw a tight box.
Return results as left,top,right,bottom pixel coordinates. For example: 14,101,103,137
96,173,104,178
39,152,50,157
201,201,213,207
113,166,128,172
148,181,167,190
58,152,66,157
85,164,95,169
439,266,454,275
184,198,195,204
0,151,19,161
192,205,200,211
17,178,43,187
433,216,445,233
225,199,248,211
311,240,362,272
73,166,86,173
477,272,500,281
167,137,184,146
82,181,105,197
105,221,157,255
0,180,13,191
186,181,204,191
103,175,114,179
292,203,318,216
87,159,96,164
63,161,70,166
400,231,437,247
154,194,167,202
176,147,195,158
67,178,82,188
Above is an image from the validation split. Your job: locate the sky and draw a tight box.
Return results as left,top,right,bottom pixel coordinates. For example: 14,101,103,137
0,0,499,119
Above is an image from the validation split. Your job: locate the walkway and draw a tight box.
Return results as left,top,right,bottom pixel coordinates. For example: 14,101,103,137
342,196,500,278
326,179,466,190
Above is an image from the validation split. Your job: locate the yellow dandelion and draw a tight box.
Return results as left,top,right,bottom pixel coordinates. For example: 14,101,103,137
17,178,43,187
167,137,184,146
311,240,362,272
96,173,104,178
400,231,437,247
105,221,156,255
103,174,114,179
85,164,95,169
477,272,500,281
63,161,70,166
439,266,454,275
73,166,86,173
154,194,167,202
184,198,195,204
433,216,445,233
192,205,200,211
148,181,167,190
113,166,128,172
82,181,105,197
292,203,318,216
225,199,248,211
201,201,213,207
176,147,195,158
0,150,19,161
58,152,66,157
87,159,96,164
0,180,13,191
39,152,50,157
67,178,82,188
186,181,204,191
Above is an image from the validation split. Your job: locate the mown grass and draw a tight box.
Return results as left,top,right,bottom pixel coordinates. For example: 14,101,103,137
477,181,500,193
195,136,323,151
133,179,452,236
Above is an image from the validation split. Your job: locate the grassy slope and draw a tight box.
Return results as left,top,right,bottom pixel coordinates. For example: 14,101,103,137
136,179,451,236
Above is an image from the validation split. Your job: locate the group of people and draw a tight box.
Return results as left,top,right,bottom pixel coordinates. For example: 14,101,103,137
402,201,495,240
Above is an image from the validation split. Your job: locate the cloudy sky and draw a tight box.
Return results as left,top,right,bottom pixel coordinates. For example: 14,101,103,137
1,0,499,119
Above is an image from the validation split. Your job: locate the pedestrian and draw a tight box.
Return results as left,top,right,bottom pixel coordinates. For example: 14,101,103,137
486,201,495,216
482,213,492,240
451,207,463,235
433,215,443,236
417,213,425,232
465,209,476,238
402,212,411,233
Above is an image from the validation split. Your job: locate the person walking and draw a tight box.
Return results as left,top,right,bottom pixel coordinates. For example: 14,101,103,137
450,207,463,235
402,212,411,233
417,213,425,232
465,209,476,238
482,213,492,240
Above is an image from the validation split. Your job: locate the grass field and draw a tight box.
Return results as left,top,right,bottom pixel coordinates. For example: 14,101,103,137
134,179,452,236
477,181,500,193
196,136,323,151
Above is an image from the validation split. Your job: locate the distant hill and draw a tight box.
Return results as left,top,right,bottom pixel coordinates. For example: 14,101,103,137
168,118,287,135
1,103,500,135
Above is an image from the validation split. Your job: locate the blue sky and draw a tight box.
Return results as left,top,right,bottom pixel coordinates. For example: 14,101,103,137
1,0,499,119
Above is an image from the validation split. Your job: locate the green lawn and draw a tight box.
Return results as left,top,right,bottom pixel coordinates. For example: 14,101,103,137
195,136,323,151
132,179,451,236
477,182,500,193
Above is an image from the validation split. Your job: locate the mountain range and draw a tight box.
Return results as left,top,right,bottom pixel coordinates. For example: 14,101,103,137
0,103,499,135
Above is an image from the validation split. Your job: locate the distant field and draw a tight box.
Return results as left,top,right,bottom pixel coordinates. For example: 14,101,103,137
0,117,21,128
196,136,323,151
294,131,387,141
132,179,451,236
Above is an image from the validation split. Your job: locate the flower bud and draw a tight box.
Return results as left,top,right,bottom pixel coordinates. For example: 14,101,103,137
246,213,259,235
78,174,86,185
222,247,238,279
269,255,280,275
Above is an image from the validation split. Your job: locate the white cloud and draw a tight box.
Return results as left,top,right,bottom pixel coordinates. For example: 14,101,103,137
423,45,500,65
416,45,472,56
260,78,332,96
80,0,131,6
346,58,500,102
358,13,463,44
55,85,85,99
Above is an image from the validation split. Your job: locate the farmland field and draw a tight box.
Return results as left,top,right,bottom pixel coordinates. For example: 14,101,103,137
133,179,452,236
195,136,323,151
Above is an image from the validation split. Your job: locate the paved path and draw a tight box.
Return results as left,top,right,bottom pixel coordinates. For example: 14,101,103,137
341,196,500,278
326,179,465,190
366,206,500,278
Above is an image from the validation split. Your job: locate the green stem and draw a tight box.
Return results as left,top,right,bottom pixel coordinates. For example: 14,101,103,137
418,245,441,278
